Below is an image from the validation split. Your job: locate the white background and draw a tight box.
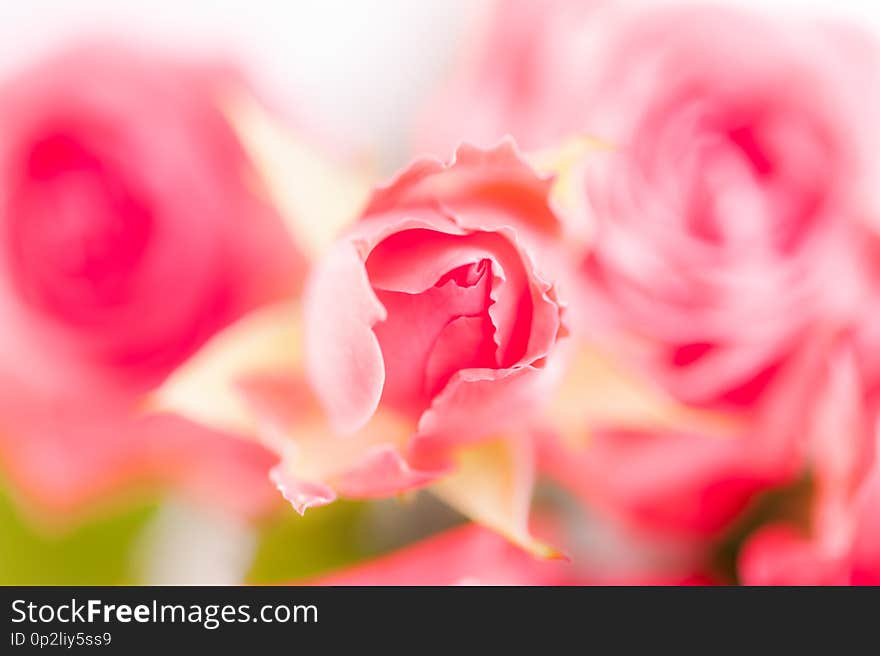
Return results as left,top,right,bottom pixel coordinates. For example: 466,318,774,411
0,0,877,167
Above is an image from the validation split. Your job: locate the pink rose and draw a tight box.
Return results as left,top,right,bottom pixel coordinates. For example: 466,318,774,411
205,142,569,554
566,7,880,539
574,7,879,409
0,42,304,515
305,141,566,442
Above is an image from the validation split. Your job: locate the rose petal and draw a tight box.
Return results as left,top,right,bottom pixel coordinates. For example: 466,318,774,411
372,268,490,412
541,427,774,538
269,465,336,516
416,365,550,451
851,462,880,585
304,240,387,434
739,524,850,585
307,524,571,586
364,140,561,239
334,444,448,498
240,375,442,503
365,226,481,294
424,314,496,398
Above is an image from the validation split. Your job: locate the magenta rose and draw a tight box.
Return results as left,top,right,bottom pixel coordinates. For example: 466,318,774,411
0,42,304,515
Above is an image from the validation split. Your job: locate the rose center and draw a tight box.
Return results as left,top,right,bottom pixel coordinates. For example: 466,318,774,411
5,131,154,325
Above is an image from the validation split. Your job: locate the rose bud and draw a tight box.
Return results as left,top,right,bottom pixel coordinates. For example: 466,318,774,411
157,141,570,555
305,141,567,444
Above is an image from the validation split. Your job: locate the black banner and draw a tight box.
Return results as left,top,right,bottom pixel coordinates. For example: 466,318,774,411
1,586,875,652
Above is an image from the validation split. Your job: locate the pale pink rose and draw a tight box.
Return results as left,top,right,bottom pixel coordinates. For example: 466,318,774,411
567,7,879,542
574,7,879,409
251,142,568,514
423,2,880,543
0,42,305,515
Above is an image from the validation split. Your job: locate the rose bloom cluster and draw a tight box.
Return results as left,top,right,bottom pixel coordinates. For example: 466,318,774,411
1,1,879,585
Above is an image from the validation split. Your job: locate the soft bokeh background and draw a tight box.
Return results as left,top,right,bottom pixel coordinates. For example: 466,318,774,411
5,0,878,171
0,0,876,584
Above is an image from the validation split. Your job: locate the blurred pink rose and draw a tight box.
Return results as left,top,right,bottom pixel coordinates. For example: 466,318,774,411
574,7,879,409
566,6,880,541
738,347,879,585
0,43,305,516
422,2,880,544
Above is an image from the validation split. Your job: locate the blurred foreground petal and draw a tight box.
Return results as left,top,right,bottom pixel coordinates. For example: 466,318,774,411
308,524,572,585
